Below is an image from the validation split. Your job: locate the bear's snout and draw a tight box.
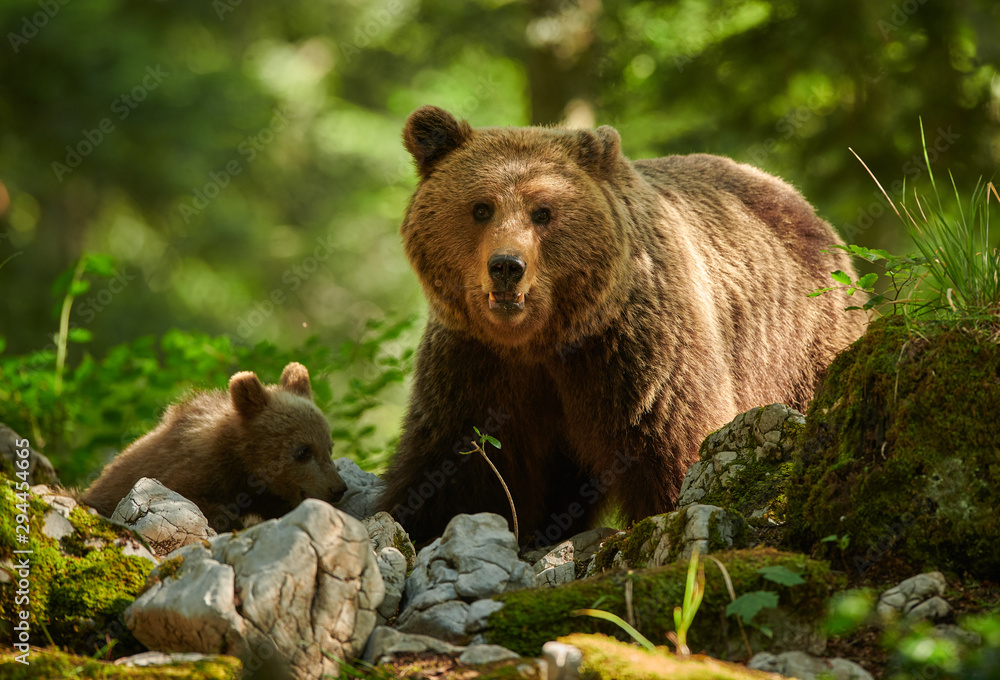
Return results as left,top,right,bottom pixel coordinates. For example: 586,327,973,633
487,252,525,289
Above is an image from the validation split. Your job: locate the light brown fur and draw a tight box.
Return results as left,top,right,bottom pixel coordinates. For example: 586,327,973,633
83,362,347,532
379,106,867,546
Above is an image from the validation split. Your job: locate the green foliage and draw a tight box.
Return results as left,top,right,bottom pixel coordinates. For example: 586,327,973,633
0,473,153,655
572,609,656,652
0,258,415,485
723,565,803,639
670,547,706,655
755,564,806,587
725,591,779,633
825,589,874,636
885,614,1000,680
487,549,843,658
814,129,1000,325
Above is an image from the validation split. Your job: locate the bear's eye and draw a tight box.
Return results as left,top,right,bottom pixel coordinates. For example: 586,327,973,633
472,203,493,222
292,444,312,462
532,208,551,225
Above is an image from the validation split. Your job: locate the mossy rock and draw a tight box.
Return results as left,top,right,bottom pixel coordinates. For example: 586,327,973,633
591,507,749,572
486,548,842,660
562,633,783,680
786,316,1000,578
0,648,241,679
0,474,155,655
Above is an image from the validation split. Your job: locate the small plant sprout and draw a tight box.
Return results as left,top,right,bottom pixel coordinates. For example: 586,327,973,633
725,564,805,639
666,545,706,656
460,427,517,542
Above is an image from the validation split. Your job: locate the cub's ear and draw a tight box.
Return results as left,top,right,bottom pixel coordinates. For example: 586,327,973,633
570,125,622,175
279,362,312,399
403,105,473,179
229,371,269,418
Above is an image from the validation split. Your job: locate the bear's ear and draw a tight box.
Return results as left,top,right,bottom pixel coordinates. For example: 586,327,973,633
570,125,622,175
279,362,312,399
229,371,269,418
403,106,473,179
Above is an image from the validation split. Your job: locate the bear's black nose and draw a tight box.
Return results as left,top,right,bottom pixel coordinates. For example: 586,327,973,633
488,253,526,288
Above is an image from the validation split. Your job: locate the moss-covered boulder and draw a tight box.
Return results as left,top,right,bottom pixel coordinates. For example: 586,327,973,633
787,316,1000,578
561,633,785,680
0,649,241,679
486,548,843,660
0,474,155,655
678,404,805,528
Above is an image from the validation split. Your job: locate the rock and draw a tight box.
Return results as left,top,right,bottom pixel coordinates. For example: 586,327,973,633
363,625,464,665
458,644,520,665
592,504,748,571
785,317,1000,579
877,571,951,622
363,510,415,570
42,509,76,541
125,499,383,679
110,477,216,557
748,651,873,680
0,481,155,653
375,546,407,624
0,423,58,485
542,641,583,680
678,403,804,524
536,561,575,588
532,540,576,587
114,651,220,667
465,598,505,634
396,513,533,642
334,457,384,520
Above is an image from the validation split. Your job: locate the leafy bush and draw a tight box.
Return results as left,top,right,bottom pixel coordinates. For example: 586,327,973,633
0,254,415,486
813,124,999,328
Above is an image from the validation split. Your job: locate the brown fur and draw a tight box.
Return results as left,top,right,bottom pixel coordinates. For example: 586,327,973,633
379,106,867,546
83,362,347,532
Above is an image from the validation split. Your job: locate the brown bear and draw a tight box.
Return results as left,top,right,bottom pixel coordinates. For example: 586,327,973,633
83,362,347,532
379,106,867,547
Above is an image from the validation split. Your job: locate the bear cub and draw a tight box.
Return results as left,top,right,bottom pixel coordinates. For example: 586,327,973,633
379,106,867,546
83,362,347,532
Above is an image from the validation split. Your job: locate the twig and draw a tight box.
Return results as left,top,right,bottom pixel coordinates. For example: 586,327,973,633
470,442,518,543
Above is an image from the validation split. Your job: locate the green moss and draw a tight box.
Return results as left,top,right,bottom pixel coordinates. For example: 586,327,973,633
487,548,842,659
563,633,777,680
393,527,416,571
0,474,154,655
590,517,659,571
0,649,241,679
787,316,1000,578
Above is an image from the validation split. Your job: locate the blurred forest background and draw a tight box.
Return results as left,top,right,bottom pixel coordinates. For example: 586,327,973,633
1,0,998,484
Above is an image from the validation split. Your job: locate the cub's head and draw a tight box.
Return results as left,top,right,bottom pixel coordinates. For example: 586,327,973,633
227,362,347,508
401,105,631,353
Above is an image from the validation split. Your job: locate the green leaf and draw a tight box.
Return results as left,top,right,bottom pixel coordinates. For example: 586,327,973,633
69,279,91,297
67,328,94,343
725,590,779,624
758,625,774,639
820,534,839,543
863,295,885,310
473,426,482,437
831,270,852,286
856,272,878,289
757,565,805,586
572,609,655,651
84,253,116,277
485,435,501,449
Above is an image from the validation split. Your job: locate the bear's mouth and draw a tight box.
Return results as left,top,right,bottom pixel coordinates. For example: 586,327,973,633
488,290,525,312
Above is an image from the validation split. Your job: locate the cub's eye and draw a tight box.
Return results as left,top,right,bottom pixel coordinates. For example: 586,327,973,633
532,208,551,225
292,444,311,462
472,203,493,222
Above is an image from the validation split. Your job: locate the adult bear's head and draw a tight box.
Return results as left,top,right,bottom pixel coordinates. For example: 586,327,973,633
400,105,634,357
